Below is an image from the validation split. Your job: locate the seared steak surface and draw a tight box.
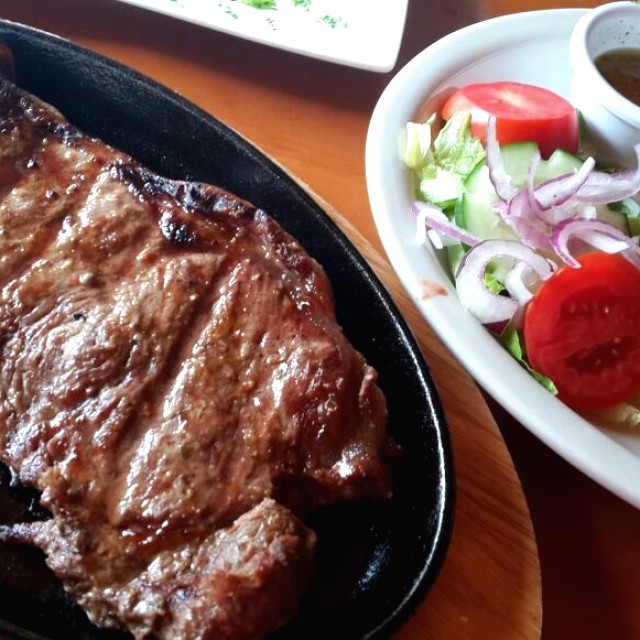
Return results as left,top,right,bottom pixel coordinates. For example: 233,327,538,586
0,72,393,639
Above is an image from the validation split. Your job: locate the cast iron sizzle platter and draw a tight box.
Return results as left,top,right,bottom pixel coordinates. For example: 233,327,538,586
0,19,454,640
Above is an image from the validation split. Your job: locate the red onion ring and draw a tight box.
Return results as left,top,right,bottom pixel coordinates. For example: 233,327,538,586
413,201,480,247
456,239,553,325
550,218,640,268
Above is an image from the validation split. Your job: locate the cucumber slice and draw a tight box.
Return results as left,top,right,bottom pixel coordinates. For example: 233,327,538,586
535,148,583,182
629,215,640,236
460,142,630,234
595,204,631,235
464,142,584,195
446,243,466,276
610,198,640,236
463,162,492,195
456,191,520,242
418,166,464,209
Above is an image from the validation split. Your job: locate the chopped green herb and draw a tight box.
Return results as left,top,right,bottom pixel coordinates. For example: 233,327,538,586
218,0,345,30
241,0,276,7
219,0,238,17
319,15,342,28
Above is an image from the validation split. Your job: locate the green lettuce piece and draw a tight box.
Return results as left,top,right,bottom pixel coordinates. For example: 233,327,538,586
483,269,506,295
500,324,558,395
404,121,434,171
404,111,485,210
418,165,464,210
432,111,486,176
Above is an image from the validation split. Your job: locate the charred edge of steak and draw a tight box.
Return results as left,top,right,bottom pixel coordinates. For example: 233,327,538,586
115,164,256,249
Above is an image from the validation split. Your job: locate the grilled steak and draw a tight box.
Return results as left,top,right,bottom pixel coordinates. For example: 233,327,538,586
0,68,394,639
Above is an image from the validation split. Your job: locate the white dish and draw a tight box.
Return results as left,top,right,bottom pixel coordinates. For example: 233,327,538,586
112,0,408,72
569,1,640,166
366,9,640,508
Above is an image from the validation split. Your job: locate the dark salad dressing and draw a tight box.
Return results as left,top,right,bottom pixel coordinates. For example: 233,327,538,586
595,47,640,107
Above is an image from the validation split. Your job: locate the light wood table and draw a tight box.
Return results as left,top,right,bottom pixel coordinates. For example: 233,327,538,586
1,1,638,639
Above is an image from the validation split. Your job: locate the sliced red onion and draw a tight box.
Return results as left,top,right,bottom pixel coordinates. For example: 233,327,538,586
527,150,541,190
413,201,481,247
550,218,640,268
486,118,519,202
486,131,580,244
503,260,547,328
573,145,640,204
504,190,553,251
456,239,553,325
494,149,634,255
580,204,598,220
533,156,596,210
503,260,543,306
622,246,640,269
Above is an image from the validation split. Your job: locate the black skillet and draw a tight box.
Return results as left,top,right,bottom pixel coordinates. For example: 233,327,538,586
0,19,455,640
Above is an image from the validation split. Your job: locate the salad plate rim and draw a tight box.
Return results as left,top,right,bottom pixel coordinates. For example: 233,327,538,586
366,7,640,509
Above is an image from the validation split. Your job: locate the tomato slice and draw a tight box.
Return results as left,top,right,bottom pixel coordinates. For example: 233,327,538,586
441,81,579,159
523,252,640,411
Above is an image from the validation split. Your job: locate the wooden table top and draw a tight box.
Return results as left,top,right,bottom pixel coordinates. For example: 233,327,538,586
1,1,639,639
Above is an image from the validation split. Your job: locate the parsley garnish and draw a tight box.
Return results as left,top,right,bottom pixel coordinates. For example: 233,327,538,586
241,0,276,7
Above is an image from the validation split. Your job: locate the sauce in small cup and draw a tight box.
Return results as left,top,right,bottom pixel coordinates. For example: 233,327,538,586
569,1,640,167
595,48,640,107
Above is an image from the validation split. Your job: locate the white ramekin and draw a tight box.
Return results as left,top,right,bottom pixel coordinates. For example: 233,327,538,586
569,1,640,167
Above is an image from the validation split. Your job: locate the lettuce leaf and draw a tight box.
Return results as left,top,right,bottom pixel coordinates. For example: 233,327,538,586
404,111,485,210
500,324,558,395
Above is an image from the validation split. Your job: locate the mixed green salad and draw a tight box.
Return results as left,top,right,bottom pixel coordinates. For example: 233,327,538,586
404,80,640,426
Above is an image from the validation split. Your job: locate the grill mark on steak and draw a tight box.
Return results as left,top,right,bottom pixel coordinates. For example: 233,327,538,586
0,69,396,639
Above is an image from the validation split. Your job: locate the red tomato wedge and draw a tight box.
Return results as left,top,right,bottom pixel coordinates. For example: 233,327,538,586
523,252,640,412
441,81,579,158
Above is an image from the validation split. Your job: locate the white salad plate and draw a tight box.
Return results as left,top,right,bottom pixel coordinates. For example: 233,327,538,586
111,0,409,72
366,8,640,508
